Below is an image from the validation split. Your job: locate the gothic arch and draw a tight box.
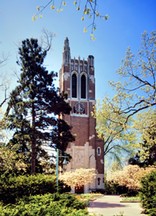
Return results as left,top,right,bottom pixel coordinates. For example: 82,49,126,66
81,73,87,99
71,72,77,98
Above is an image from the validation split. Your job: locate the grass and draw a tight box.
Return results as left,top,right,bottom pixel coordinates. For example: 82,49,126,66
113,213,125,216
75,193,103,205
76,193,140,204
120,196,140,203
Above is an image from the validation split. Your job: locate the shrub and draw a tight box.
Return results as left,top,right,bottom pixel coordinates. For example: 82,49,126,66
106,165,155,195
0,193,89,215
0,146,27,176
105,180,129,195
0,174,69,204
59,168,96,189
140,170,156,215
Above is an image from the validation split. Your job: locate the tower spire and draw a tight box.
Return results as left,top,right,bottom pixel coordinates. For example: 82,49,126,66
63,37,71,65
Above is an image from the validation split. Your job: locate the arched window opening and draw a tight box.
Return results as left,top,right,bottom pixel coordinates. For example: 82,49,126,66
81,74,86,99
97,178,101,185
72,73,77,98
97,147,101,156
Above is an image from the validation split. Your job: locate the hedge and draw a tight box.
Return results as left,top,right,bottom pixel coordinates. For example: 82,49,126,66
0,174,69,204
0,193,89,216
105,180,138,196
140,170,156,216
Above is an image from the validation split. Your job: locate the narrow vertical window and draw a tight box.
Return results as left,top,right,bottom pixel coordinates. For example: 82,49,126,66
97,147,101,156
81,74,86,99
72,73,77,98
97,178,101,185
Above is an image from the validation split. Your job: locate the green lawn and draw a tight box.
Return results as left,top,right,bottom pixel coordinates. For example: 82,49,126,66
120,196,140,203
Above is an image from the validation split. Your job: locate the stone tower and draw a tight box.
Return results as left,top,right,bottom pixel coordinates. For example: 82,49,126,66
59,37,104,193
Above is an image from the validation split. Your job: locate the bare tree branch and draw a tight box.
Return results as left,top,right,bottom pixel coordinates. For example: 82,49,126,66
124,102,156,124
104,144,131,156
40,29,55,52
0,53,9,107
95,32,156,164
33,0,108,38
0,85,9,108
112,31,156,124
0,54,8,67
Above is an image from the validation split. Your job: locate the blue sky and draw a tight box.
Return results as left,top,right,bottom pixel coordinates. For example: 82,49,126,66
1,0,156,101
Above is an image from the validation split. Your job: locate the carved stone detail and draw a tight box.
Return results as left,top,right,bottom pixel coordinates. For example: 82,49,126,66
63,72,70,81
90,75,95,83
74,149,85,168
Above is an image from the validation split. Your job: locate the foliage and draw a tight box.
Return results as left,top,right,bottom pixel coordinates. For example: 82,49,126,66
140,170,156,215
129,110,156,167
33,0,108,39
108,31,156,123
0,109,7,144
105,180,129,196
0,85,8,108
0,146,27,176
94,99,137,165
106,165,155,192
59,168,96,188
0,174,57,204
6,38,74,174
109,161,123,172
94,31,156,166
121,196,140,202
113,213,125,216
0,193,89,215
76,193,102,202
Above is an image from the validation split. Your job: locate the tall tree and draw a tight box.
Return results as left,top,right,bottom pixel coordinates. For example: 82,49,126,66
94,31,156,165
6,38,74,174
0,108,7,145
0,145,27,176
0,54,9,143
129,110,156,167
108,31,156,124
93,98,137,167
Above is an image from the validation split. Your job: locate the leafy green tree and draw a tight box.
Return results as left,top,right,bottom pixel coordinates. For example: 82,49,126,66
0,145,27,176
52,115,74,167
140,170,156,215
0,109,7,145
108,31,156,124
140,124,156,167
6,38,74,174
93,98,137,167
129,110,156,167
94,31,156,165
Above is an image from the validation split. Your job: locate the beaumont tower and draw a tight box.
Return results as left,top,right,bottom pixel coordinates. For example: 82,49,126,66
59,38,104,193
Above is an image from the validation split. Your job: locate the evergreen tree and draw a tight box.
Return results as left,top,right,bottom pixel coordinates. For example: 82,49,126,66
6,38,74,174
128,113,156,167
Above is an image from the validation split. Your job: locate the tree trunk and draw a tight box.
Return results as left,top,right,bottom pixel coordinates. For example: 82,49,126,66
31,102,36,174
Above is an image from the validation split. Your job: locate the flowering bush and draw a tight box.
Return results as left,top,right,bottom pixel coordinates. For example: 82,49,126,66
59,168,96,188
106,165,155,191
